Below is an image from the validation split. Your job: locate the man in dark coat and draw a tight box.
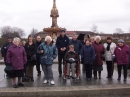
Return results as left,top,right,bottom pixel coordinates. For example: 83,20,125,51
1,36,13,78
56,30,69,77
68,34,83,55
35,35,42,76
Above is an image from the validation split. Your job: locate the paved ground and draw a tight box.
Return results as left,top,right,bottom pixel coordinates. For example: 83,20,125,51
0,63,130,88
0,63,130,97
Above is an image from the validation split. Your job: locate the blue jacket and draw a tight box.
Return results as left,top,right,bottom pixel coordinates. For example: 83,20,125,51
37,42,57,65
68,39,83,54
56,35,69,54
81,45,95,64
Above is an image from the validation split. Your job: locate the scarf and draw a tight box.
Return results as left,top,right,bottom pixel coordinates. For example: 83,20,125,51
107,42,111,51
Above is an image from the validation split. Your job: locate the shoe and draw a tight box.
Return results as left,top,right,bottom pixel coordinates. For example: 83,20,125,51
18,83,24,87
76,76,80,80
87,78,91,81
94,76,97,79
117,77,121,81
66,75,70,79
50,80,55,85
13,84,18,88
26,77,30,82
123,79,127,81
31,77,34,82
22,77,27,82
59,74,62,77
43,80,49,84
37,72,41,76
63,76,66,80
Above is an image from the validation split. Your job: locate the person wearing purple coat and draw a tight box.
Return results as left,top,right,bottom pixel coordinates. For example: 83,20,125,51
6,37,27,88
92,36,105,79
114,39,129,81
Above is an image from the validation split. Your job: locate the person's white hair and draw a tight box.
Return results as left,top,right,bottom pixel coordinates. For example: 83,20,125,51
13,37,21,43
45,36,52,41
95,36,101,41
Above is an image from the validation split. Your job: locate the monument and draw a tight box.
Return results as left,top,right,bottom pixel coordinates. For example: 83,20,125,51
43,0,66,43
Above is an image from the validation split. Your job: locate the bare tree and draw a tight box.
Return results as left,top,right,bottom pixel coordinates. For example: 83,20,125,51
0,26,25,38
30,28,38,37
114,28,124,39
91,24,98,33
12,27,25,37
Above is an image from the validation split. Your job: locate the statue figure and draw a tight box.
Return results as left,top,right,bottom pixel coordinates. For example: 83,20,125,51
51,0,59,28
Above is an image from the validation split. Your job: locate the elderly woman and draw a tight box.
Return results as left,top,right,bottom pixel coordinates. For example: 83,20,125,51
104,37,116,78
114,39,129,81
64,45,80,79
92,36,105,79
38,36,57,85
6,37,27,88
25,35,36,82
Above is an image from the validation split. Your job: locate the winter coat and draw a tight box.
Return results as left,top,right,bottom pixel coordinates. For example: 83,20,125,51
6,44,27,70
25,42,37,66
68,39,83,54
114,44,129,65
104,42,116,61
64,51,80,62
81,45,95,64
1,42,13,62
56,35,69,54
37,42,57,65
92,42,105,65
128,47,130,64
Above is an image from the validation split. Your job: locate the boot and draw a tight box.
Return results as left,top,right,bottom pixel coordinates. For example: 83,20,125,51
31,77,34,82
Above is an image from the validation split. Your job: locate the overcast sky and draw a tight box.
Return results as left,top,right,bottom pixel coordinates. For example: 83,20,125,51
0,0,130,37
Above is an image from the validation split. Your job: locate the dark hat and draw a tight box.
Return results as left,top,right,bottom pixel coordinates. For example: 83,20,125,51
61,29,65,33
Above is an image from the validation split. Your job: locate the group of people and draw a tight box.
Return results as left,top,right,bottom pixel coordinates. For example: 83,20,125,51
1,29,130,88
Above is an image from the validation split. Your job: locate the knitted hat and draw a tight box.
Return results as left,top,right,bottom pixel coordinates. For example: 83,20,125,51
118,39,124,43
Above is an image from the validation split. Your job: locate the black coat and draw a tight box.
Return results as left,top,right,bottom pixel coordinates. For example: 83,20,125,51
1,42,13,62
25,42,36,66
56,35,69,54
35,41,42,58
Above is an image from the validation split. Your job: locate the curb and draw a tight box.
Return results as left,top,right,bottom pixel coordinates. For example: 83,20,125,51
0,85,130,97
0,62,58,65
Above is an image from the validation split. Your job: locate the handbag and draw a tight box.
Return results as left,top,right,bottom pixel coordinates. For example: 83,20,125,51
31,54,37,61
4,65,14,74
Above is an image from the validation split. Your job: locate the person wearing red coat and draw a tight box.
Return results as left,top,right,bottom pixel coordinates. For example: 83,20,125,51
114,39,129,81
92,36,105,79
